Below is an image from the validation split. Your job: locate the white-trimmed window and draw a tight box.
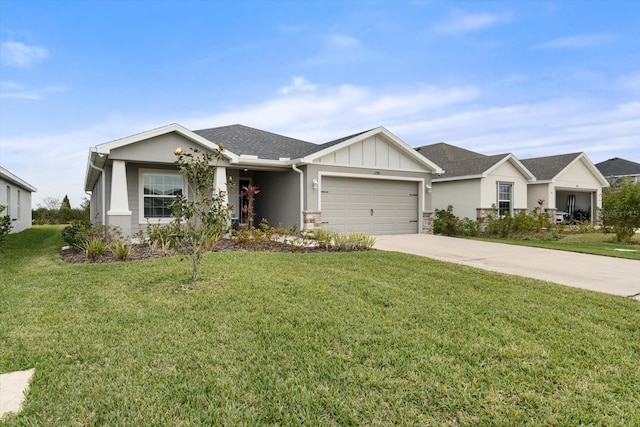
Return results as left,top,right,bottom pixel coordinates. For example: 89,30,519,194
5,186,10,217
140,171,183,221
497,182,513,216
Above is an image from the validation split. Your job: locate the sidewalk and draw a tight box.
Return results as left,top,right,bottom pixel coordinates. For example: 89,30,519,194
374,234,640,301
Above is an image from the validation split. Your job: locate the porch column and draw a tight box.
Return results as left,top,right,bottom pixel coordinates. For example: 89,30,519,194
214,166,229,208
107,160,132,237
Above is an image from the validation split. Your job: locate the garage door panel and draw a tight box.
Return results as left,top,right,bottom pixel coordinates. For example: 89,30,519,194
321,177,419,235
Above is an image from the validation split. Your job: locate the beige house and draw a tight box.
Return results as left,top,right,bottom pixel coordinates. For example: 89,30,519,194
0,166,37,233
415,143,535,221
522,153,609,223
84,124,443,238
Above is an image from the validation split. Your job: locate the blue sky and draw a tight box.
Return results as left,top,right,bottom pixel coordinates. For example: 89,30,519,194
1,0,638,207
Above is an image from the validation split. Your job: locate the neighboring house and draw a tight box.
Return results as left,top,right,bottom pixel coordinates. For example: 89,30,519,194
414,143,535,222
595,157,640,189
0,166,37,233
84,124,443,238
521,153,609,223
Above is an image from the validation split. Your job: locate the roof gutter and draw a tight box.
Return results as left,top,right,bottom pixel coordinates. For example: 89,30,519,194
88,154,106,225
291,163,304,230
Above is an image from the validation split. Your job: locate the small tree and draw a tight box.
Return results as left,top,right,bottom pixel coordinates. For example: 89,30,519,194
170,146,233,281
239,184,260,228
602,178,640,243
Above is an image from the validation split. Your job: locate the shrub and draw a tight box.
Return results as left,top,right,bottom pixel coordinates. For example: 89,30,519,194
434,205,461,236
112,238,131,261
602,179,640,243
331,232,376,251
512,211,537,236
61,220,92,248
79,237,109,260
460,218,479,236
146,223,177,254
0,205,13,247
306,228,335,250
486,211,513,238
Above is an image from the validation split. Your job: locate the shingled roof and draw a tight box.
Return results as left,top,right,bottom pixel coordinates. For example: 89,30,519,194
520,153,582,181
415,142,485,165
313,129,374,152
595,157,640,177
194,124,317,160
415,142,515,179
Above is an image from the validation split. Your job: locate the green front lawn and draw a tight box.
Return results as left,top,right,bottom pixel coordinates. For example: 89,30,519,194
474,232,640,260
1,227,639,425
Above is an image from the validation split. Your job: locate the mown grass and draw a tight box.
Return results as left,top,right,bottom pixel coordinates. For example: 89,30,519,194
474,232,640,260
1,226,639,426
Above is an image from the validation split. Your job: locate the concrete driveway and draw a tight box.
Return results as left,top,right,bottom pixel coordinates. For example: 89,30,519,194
374,234,640,301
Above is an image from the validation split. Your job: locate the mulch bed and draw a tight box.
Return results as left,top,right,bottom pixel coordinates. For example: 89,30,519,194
60,239,330,264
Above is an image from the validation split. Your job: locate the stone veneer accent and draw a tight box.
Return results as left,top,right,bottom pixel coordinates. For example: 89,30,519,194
476,208,498,233
302,210,322,231
422,211,434,234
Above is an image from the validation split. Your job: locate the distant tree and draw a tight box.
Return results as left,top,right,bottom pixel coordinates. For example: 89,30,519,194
602,178,640,243
39,195,61,210
61,195,72,210
80,197,90,212
59,195,73,223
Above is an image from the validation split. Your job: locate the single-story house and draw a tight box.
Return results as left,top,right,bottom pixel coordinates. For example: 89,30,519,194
84,124,443,238
521,153,609,223
595,157,640,189
414,143,535,221
0,166,37,233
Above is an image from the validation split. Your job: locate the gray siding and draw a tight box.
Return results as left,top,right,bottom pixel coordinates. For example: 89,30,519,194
254,170,300,228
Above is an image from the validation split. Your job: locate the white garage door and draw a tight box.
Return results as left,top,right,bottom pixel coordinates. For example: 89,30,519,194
321,177,419,235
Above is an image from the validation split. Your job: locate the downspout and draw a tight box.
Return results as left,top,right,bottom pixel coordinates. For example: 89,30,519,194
291,163,304,230
88,156,106,225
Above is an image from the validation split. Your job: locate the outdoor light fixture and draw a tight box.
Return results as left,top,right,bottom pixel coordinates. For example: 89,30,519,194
426,184,432,193
312,178,318,189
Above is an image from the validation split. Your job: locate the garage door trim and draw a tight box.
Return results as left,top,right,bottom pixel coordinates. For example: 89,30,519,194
317,171,426,233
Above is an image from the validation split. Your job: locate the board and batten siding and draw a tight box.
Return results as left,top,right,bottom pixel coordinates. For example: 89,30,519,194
314,135,424,171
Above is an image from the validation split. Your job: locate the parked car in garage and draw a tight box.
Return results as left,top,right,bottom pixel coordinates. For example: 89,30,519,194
556,211,570,224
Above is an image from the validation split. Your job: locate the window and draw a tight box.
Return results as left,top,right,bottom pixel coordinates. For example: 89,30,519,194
142,172,183,219
17,190,21,219
5,186,10,217
497,183,512,216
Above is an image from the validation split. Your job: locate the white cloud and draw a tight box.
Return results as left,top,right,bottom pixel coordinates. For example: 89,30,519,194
533,33,615,49
4,81,638,208
433,10,511,34
0,41,49,67
279,76,318,94
186,79,478,142
0,81,65,100
302,33,367,66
